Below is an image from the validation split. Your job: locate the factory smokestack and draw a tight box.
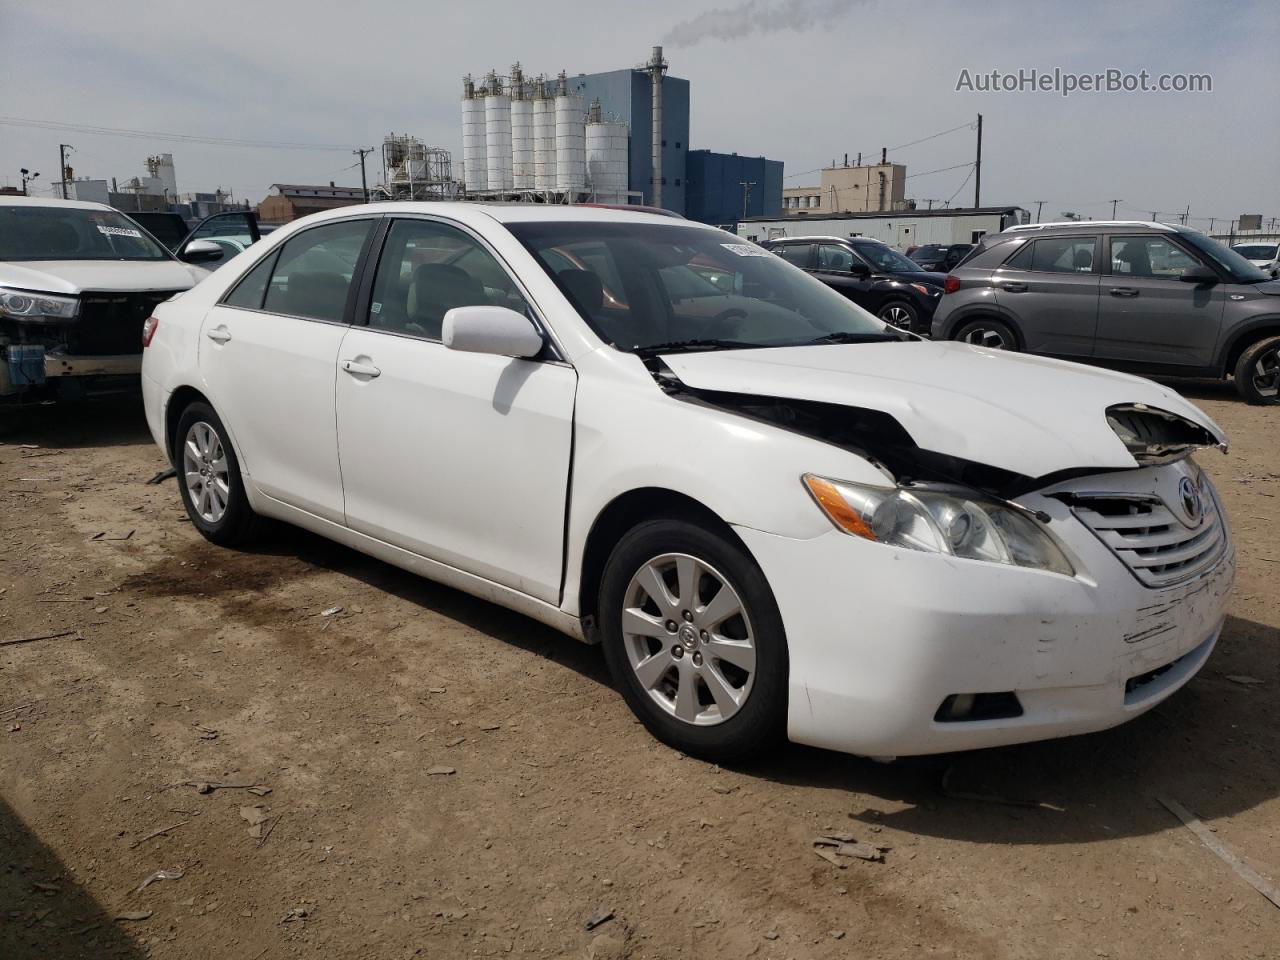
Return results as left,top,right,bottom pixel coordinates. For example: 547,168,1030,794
647,45,667,209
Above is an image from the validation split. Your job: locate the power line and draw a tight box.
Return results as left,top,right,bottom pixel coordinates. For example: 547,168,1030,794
783,120,976,180
945,165,976,206
0,116,357,152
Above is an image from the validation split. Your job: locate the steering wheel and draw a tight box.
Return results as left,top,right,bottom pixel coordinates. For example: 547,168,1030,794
711,307,749,327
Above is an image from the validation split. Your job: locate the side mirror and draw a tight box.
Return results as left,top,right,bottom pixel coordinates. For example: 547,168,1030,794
1179,264,1218,284
849,262,871,278
180,239,224,264
443,305,544,358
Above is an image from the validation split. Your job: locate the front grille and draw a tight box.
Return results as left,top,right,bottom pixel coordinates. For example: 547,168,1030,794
69,290,181,355
1068,491,1226,588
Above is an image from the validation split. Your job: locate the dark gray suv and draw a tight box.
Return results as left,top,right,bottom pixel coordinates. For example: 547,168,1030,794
931,221,1280,404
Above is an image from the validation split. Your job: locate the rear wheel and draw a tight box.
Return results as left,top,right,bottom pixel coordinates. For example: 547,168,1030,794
598,519,787,763
175,401,259,546
878,300,918,332
954,318,1018,351
1233,336,1280,405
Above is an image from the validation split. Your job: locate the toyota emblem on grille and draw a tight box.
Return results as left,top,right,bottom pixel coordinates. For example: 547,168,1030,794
1178,476,1204,526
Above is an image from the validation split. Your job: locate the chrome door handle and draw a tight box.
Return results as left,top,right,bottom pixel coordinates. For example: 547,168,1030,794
999,282,1027,292
341,359,381,379
1109,287,1139,297
205,326,232,344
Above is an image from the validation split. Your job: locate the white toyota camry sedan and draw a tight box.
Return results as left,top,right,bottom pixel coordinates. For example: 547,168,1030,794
141,203,1234,762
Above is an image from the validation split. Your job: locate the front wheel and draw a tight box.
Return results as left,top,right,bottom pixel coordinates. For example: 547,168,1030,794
954,318,1018,351
598,519,788,764
1233,336,1280,405
878,300,919,332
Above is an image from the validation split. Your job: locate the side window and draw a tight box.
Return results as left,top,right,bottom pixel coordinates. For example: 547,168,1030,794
1110,236,1199,278
773,243,813,268
368,219,528,339
223,249,277,309
262,219,373,323
1005,237,1096,273
817,244,856,272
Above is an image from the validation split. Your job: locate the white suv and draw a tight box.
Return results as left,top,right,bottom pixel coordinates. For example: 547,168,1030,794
141,202,1233,762
0,197,217,400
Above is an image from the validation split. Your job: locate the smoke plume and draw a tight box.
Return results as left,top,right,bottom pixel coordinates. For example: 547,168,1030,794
662,0,867,48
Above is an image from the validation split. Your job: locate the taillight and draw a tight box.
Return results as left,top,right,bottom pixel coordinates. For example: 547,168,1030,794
942,275,961,294
142,315,159,347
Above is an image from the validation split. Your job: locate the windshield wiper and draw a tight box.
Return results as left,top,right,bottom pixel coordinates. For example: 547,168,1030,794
801,331,908,345
636,338,761,356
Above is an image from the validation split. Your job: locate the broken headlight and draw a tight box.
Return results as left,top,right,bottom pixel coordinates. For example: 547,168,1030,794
0,288,79,322
803,474,1074,576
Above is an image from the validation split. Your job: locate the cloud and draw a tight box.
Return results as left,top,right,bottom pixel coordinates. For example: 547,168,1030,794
662,0,866,48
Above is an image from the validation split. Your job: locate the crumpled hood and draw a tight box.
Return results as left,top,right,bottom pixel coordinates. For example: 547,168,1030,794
661,340,1227,478
0,259,203,295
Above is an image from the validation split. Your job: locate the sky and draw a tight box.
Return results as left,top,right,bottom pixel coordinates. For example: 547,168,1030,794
2,0,1277,231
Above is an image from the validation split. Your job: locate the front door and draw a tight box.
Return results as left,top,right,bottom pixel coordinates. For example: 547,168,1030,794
814,242,874,307
334,216,576,603
1095,234,1226,367
198,216,376,523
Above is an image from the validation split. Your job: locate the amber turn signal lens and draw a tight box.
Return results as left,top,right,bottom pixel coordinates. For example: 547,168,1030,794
803,474,877,541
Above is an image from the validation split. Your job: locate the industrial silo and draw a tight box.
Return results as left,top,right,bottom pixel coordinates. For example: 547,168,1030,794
484,71,513,193
532,76,556,192
554,72,585,193
586,99,629,204
461,75,488,192
510,63,534,191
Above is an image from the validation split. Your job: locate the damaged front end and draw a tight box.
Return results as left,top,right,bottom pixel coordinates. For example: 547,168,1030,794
1105,403,1226,465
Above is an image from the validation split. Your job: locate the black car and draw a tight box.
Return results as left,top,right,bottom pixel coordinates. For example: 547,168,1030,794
763,236,944,332
908,242,974,273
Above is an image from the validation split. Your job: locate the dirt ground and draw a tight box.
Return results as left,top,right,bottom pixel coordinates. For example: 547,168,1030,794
1,382,1277,960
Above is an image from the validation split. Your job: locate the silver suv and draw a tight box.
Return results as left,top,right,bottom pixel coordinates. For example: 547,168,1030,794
931,221,1280,404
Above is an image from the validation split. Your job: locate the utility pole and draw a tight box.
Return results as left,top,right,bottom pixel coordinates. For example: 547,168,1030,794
1033,200,1045,223
1208,218,1215,232
1109,199,1121,218
58,143,74,199
19,168,39,196
973,114,982,209
353,148,373,202
739,180,755,220
1181,204,1190,225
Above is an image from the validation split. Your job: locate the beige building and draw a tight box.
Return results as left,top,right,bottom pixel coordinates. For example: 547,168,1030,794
783,161,906,216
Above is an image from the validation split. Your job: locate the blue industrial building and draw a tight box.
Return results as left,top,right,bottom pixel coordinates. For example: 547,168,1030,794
569,69,690,214
684,151,784,227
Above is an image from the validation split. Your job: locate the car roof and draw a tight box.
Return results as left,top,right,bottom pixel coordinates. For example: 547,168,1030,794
0,196,116,212
276,200,705,229
771,235,886,244
1002,219,1183,234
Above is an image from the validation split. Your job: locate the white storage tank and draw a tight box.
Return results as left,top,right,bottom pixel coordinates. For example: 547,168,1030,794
532,77,556,191
461,76,487,192
586,100,628,204
554,79,585,193
510,65,534,191
484,72,513,192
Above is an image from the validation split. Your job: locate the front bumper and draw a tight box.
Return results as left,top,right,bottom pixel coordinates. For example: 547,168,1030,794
44,351,142,378
735,477,1234,757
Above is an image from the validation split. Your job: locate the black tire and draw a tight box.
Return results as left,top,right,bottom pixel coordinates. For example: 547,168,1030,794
954,317,1018,351
598,518,788,764
173,401,259,547
877,299,919,332
1232,335,1280,405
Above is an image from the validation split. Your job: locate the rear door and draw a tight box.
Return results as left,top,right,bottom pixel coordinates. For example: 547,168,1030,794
1094,234,1226,367
992,234,1100,357
814,242,875,307
199,216,377,523
770,242,815,270
334,215,576,603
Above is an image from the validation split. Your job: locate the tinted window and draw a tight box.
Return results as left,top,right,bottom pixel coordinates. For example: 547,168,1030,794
773,243,812,267
1006,236,1096,273
262,219,372,322
1109,236,1198,279
851,242,921,273
0,205,170,261
368,219,528,339
817,243,856,271
223,250,277,309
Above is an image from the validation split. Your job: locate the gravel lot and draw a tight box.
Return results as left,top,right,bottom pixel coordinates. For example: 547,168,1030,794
1,383,1277,960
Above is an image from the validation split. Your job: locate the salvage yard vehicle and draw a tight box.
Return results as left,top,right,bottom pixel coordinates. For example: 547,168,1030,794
142,203,1234,762
0,197,218,401
932,220,1280,404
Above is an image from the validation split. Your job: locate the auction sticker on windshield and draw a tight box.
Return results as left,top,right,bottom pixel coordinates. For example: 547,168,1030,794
96,225,144,239
721,243,772,258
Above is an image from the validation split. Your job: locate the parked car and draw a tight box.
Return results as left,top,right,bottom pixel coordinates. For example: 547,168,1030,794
142,203,1233,762
130,210,262,271
761,235,944,332
0,197,221,401
909,242,974,273
932,221,1280,404
1232,241,1279,279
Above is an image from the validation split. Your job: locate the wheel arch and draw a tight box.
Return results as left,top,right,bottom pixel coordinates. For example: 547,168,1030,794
949,311,1026,350
164,385,213,464
1220,320,1280,378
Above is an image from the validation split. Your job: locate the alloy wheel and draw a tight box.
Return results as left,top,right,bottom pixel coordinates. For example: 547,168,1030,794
1252,346,1280,398
621,553,756,726
880,304,913,329
182,421,231,524
961,326,1009,350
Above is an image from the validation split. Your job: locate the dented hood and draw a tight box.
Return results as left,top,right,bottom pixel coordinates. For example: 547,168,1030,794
661,340,1227,478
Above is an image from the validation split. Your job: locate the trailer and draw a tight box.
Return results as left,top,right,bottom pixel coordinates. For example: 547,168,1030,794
736,206,1029,251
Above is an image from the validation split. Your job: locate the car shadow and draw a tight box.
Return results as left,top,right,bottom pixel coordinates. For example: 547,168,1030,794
0,795,148,959
0,391,152,450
